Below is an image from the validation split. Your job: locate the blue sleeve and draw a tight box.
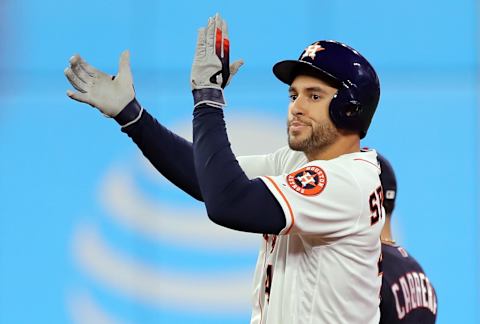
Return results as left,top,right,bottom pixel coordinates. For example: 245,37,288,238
192,105,286,234
118,99,203,201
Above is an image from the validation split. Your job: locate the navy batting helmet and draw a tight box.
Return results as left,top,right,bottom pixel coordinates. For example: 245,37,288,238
377,153,397,214
273,40,380,139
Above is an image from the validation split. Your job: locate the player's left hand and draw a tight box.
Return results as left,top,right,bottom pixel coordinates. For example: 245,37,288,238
191,13,243,108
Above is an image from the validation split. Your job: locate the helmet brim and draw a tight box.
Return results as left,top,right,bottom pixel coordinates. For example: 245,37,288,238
273,60,342,88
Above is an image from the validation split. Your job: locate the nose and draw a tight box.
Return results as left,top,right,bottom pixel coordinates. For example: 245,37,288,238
289,94,306,116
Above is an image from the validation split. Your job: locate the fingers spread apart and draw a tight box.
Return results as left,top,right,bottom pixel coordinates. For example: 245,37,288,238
64,67,88,93
69,54,97,85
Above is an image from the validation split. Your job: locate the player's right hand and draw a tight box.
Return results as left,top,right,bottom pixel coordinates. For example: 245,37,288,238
64,50,135,117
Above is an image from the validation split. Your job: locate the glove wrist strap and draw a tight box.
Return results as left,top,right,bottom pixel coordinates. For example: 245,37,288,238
192,88,226,109
114,98,143,127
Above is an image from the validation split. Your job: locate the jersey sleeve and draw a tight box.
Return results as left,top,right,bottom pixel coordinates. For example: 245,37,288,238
237,153,278,179
259,161,363,237
237,146,308,179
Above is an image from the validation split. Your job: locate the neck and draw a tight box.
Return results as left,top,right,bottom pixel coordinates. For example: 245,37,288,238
306,132,360,161
381,216,396,245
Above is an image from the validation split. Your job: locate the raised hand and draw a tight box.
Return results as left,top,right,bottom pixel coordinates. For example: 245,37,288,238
64,50,135,117
191,13,243,108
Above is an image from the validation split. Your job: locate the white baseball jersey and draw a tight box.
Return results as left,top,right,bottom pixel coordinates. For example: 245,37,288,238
238,147,384,324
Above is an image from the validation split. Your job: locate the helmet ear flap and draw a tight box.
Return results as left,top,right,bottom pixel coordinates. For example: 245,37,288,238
329,86,364,132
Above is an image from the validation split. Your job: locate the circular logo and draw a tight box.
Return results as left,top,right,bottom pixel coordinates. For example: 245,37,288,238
286,166,327,196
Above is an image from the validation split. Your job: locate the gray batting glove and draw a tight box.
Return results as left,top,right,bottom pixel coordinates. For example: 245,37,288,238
191,13,243,108
64,50,135,117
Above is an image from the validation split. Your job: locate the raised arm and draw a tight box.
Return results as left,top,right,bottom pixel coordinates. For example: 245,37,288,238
64,51,203,199
190,14,286,234
63,50,277,201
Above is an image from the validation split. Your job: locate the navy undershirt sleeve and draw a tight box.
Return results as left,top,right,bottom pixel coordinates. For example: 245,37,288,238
119,99,203,201
192,105,286,234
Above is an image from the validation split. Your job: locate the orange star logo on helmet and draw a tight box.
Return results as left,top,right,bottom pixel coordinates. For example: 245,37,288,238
286,166,327,196
301,43,325,60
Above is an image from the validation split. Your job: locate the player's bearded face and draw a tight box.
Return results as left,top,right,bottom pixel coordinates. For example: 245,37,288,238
287,116,339,153
287,75,340,154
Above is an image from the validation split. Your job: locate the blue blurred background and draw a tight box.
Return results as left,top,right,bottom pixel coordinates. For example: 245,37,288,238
0,0,478,323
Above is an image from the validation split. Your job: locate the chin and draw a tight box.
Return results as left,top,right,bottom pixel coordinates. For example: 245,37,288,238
288,136,307,151
288,126,313,150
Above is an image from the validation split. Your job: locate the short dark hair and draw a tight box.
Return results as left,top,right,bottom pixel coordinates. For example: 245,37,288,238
383,200,395,215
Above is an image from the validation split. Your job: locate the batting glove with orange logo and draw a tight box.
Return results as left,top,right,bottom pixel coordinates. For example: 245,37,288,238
191,13,243,108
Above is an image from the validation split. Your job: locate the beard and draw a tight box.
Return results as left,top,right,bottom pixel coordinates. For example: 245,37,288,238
288,118,339,154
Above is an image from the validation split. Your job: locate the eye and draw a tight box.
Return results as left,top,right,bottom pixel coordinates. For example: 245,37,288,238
311,94,321,100
289,94,298,102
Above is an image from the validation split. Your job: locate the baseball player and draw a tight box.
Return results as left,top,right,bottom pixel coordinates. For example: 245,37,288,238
377,153,438,323
65,14,383,324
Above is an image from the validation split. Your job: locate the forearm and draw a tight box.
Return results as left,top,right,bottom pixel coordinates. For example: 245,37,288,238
192,105,286,234
64,51,203,201
119,99,203,201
